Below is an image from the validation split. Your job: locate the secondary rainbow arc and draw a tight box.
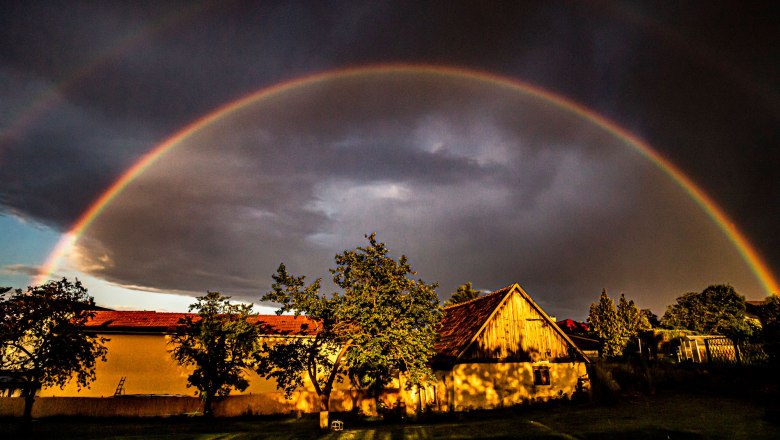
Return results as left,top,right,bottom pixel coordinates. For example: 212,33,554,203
0,3,216,152
34,64,780,297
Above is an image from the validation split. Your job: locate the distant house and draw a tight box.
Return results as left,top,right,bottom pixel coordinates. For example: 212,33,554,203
430,283,589,411
557,319,589,334
2,283,590,417
557,318,600,358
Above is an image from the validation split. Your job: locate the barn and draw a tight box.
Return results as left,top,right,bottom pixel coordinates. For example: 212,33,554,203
430,283,589,411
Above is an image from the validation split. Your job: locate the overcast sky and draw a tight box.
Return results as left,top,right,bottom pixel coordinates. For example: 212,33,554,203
1,1,777,319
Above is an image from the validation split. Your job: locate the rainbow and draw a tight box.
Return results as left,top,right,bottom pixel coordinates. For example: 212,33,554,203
34,64,780,296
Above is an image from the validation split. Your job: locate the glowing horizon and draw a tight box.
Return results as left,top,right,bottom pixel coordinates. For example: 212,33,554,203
34,64,780,297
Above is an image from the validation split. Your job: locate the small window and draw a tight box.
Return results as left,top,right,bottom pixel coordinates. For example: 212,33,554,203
533,366,550,386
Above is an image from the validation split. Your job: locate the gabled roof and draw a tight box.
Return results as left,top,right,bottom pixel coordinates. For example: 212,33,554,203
434,283,589,365
434,285,513,359
84,310,318,336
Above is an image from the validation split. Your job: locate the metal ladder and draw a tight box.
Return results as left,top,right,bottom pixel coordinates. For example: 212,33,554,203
114,376,126,396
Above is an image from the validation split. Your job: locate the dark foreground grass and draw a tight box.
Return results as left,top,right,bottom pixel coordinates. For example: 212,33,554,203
2,390,778,440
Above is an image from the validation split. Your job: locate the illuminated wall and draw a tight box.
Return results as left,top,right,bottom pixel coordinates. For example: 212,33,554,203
36,333,391,416
434,361,587,411
42,333,191,397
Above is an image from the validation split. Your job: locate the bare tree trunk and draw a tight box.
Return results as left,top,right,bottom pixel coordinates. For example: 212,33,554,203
319,392,330,430
202,391,213,417
317,339,352,430
23,393,34,420
22,381,39,420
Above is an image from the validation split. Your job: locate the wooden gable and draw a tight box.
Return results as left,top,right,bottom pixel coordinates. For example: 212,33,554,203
462,287,573,361
434,283,587,366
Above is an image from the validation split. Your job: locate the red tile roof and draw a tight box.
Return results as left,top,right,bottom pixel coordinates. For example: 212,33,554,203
434,285,513,361
557,319,589,334
84,310,318,336
254,314,319,336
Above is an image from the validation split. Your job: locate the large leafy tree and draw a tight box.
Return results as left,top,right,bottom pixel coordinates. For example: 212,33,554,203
661,284,752,340
257,233,441,429
169,291,259,416
444,282,482,306
0,278,108,419
588,289,650,358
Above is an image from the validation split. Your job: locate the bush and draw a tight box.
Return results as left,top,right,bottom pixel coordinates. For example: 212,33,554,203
587,362,621,403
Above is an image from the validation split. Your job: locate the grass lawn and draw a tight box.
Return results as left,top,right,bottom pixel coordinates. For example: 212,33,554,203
2,389,778,440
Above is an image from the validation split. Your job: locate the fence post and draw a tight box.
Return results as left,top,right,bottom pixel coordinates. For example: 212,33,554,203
691,339,701,363
733,339,742,367
704,338,713,369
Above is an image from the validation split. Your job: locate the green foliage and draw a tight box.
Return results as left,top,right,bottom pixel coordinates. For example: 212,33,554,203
661,284,752,340
588,289,650,358
758,295,780,362
618,294,649,335
444,282,481,306
760,295,780,326
641,309,660,328
588,290,620,357
169,291,258,415
257,233,441,415
0,278,108,418
256,332,333,397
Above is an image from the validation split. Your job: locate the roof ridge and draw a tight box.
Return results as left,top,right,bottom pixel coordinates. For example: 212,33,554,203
442,284,515,309
95,310,192,314
93,310,312,319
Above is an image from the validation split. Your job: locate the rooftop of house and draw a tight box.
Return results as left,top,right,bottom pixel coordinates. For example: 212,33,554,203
557,318,589,334
434,285,513,360
84,310,318,335
434,283,589,365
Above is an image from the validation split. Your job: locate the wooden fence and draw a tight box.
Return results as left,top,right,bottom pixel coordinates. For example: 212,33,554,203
678,336,768,367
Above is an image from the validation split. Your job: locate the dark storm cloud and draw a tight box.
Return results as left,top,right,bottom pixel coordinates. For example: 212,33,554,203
0,1,410,229
0,67,163,227
1,1,777,316
67,74,761,318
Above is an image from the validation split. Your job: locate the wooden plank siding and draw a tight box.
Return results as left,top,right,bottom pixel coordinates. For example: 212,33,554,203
461,290,573,362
